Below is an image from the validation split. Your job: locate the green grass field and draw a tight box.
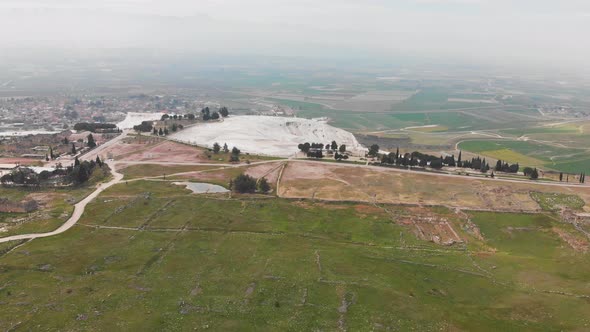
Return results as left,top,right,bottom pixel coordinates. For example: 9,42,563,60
1,180,590,330
0,166,112,237
530,192,585,211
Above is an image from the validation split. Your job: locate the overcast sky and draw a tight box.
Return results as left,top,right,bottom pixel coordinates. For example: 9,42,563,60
1,0,589,70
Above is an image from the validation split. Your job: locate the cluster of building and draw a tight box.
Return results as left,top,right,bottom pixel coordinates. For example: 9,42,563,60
0,94,231,134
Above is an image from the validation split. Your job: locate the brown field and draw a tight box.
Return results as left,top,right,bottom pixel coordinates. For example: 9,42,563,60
278,161,590,212
120,140,214,163
244,162,285,185
169,167,243,187
0,157,42,166
117,164,219,179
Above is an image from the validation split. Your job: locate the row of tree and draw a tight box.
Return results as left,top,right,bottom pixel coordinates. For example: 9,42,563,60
212,142,242,162
161,106,230,122
378,148,493,172
73,123,117,133
298,141,347,154
298,141,348,159
494,159,519,173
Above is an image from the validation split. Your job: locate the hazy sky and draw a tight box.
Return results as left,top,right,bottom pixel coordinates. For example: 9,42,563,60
1,0,589,70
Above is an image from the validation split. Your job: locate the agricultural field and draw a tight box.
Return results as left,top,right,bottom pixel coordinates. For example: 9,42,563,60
530,192,585,212
118,164,219,180
458,139,590,173
278,161,590,212
2,178,590,330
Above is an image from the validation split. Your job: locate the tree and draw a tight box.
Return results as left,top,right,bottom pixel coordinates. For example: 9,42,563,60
258,178,271,194
219,107,229,117
223,143,229,153
172,123,178,132
153,128,158,135
331,141,338,151
211,112,220,120
187,113,196,120
71,143,77,155
63,137,69,145
230,147,241,162
96,156,103,167
523,167,534,177
161,114,170,121
368,144,379,157
133,121,153,133
298,142,311,154
74,157,81,166
530,168,539,180
158,128,164,136
457,151,462,167
339,144,346,153
164,128,169,136
49,146,54,160
201,107,211,121
430,158,443,169
480,161,486,173
495,160,502,172
213,142,221,154
229,154,240,162
559,172,563,182
233,174,257,193
87,134,96,148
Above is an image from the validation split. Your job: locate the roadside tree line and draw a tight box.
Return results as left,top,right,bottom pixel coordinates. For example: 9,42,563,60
298,141,348,160
212,142,242,162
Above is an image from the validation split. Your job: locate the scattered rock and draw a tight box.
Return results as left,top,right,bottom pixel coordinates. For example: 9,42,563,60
37,264,53,272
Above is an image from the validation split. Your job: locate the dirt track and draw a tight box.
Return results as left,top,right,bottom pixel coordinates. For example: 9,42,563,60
2,132,590,244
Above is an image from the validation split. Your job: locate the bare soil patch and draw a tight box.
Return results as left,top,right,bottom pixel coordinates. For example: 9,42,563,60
279,161,590,212
244,162,284,185
119,141,215,163
552,227,589,252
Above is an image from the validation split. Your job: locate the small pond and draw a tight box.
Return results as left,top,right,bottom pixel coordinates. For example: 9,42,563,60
173,182,229,194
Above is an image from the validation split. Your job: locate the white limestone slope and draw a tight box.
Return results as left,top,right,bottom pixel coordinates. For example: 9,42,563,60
117,112,164,129
170,116,365,157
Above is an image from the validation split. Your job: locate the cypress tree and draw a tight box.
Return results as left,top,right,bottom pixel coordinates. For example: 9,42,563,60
495,160,502,172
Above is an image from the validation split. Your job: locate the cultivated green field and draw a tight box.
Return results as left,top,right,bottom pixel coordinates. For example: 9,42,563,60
459,139,590,173
1,180,590,331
